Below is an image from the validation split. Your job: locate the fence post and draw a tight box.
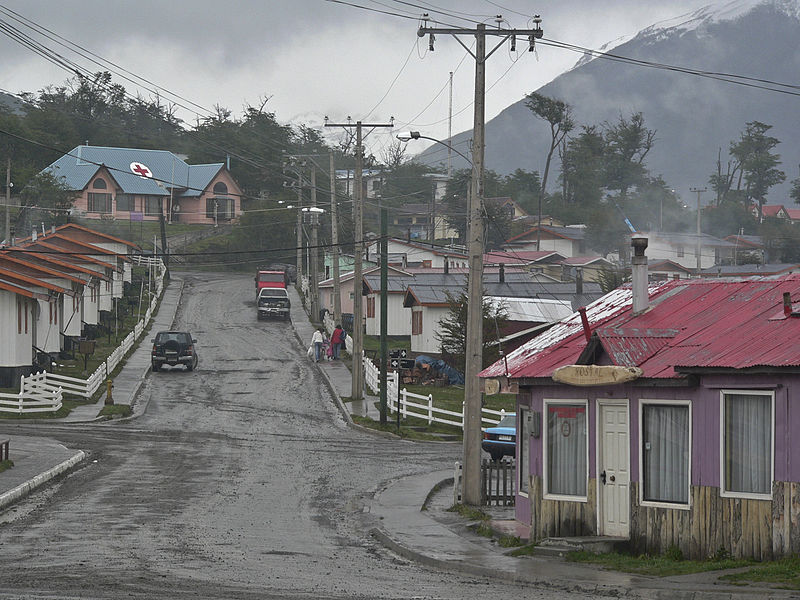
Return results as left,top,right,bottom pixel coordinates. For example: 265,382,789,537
401,388,408,419
462,400,466,431
427,394,433,425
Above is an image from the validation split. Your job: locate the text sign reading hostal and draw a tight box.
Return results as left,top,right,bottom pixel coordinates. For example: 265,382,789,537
552,365,643,387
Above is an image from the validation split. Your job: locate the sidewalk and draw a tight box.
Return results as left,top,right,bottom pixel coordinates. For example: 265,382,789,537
1,280,797,598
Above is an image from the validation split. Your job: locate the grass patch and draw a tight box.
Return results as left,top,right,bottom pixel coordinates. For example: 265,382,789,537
719,555,800,589
362,335,411,355
498,535,524,548
447,503,490,522
350,413,461,441
98,404,133,419
566,550,754,577
0,459,13,474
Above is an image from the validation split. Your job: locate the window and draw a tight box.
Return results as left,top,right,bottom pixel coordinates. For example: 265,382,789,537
116,194,134,212
145,197,162,216
544,402,587,498
213,182,228,195
641,402,690,505
519,407,530,495
677,246,684,258
17,298,22,334
206,197,234,220
412,310,422,335
366,296,375,318
88,193,112,213
92,178,107,189
721,391,773,498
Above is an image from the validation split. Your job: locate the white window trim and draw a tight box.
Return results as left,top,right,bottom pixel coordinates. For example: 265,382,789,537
543,398,589,503
719,389,774,501
518,406,530,499
638,399,692,511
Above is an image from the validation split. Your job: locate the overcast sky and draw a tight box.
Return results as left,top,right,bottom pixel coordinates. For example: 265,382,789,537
0,0,713,159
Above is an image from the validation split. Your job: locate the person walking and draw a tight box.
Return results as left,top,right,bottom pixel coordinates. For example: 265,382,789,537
330,324,345,360
311,328,325,363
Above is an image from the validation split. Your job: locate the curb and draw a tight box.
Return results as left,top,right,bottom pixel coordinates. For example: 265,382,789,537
0,451,86,511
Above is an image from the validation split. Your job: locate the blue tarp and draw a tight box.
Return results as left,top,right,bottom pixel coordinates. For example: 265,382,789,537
414,355,465,385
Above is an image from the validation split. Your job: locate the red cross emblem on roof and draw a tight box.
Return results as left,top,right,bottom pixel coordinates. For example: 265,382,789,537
130,162,153,178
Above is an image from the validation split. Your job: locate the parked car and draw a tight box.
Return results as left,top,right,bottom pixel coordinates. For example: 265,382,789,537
482,412,516,461
257,287,291,321
151,331,198,372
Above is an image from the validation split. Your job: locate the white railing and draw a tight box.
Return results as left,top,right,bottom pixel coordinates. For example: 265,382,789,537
1,259,166,413
362,352,506,430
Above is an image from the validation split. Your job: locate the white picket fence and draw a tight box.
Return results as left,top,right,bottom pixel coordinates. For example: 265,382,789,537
362,353,507,430
0,258,165,414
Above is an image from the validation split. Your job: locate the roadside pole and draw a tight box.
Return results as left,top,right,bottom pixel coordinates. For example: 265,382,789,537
379,207,388,425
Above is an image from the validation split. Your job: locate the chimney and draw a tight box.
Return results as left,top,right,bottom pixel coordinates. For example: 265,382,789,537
631,234,649,314
575,267,583,295
784,292,793,317
31,230,37,242
444,258,449,274
499,263,505,283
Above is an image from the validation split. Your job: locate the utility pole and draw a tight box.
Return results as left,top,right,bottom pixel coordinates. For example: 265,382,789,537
295,168,303,283
379,206,388,425
690,186,706,274
325,118,394,401
4,158,10,245
330,153,342,325
418,15,543,506
310,166,320,321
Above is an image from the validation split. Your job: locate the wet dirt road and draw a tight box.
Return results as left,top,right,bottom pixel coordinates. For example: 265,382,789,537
0,273,617,599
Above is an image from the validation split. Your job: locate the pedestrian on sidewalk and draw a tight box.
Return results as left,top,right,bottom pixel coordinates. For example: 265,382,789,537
330,324,345,360
311,328,325,363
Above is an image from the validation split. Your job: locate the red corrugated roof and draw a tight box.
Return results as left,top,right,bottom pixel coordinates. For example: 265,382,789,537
480,274,800,380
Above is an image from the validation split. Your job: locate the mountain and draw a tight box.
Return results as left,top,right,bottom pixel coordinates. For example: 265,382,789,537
418,0,800,201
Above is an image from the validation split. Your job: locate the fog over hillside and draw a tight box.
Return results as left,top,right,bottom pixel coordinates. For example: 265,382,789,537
418,0,800,203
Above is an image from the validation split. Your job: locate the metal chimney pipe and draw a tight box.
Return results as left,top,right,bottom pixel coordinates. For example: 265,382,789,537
499,263,505,283
631,234,649,314
576,267,583,295
784,292,792,317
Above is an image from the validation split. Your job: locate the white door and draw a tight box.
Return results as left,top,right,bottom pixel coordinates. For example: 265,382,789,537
598,402,630,537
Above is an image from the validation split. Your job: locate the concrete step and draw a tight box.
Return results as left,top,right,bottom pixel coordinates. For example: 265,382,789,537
533,536,629,557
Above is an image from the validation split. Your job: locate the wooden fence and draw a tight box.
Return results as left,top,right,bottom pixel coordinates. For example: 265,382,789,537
453,460,516,507
363,354,508,430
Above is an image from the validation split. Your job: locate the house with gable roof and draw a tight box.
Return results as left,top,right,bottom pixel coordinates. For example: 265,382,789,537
504,225,588,257
42,145,243,225
480,235,800,560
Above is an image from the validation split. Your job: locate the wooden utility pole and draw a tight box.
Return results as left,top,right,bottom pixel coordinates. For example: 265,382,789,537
418,16,543,506
690,186,706,274
310,166,320,321
331,153,342,325
295,169,303,283
4,158,10,245
325,118,394,401
379,206,388,424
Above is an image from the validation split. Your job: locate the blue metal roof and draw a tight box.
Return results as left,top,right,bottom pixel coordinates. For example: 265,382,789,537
44,146,224,198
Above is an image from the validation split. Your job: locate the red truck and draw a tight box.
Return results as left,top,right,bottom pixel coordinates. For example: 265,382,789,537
255,269,287,297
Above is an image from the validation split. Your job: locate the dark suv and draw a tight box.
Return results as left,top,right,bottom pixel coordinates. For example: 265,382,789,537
151,331,199,372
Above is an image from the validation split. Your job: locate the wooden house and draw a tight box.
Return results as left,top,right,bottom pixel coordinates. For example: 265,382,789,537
480,235,800,560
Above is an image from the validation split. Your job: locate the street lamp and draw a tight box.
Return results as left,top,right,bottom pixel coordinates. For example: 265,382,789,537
396,132,472,165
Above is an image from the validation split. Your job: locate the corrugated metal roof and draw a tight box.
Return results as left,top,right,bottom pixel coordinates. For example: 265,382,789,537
44,146,223,197
481,274,800,380
488,296,573,323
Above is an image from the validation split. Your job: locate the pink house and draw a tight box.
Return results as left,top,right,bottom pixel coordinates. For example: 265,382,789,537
43,145,243,225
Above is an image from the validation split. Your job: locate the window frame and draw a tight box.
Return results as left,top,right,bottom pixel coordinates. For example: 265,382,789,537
116,193,134,212
542,398,589,502
638,399,692,510
719,389,774,500
518,406,530,497
411,309,422,335
144,196,162,216
87,192,112,213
